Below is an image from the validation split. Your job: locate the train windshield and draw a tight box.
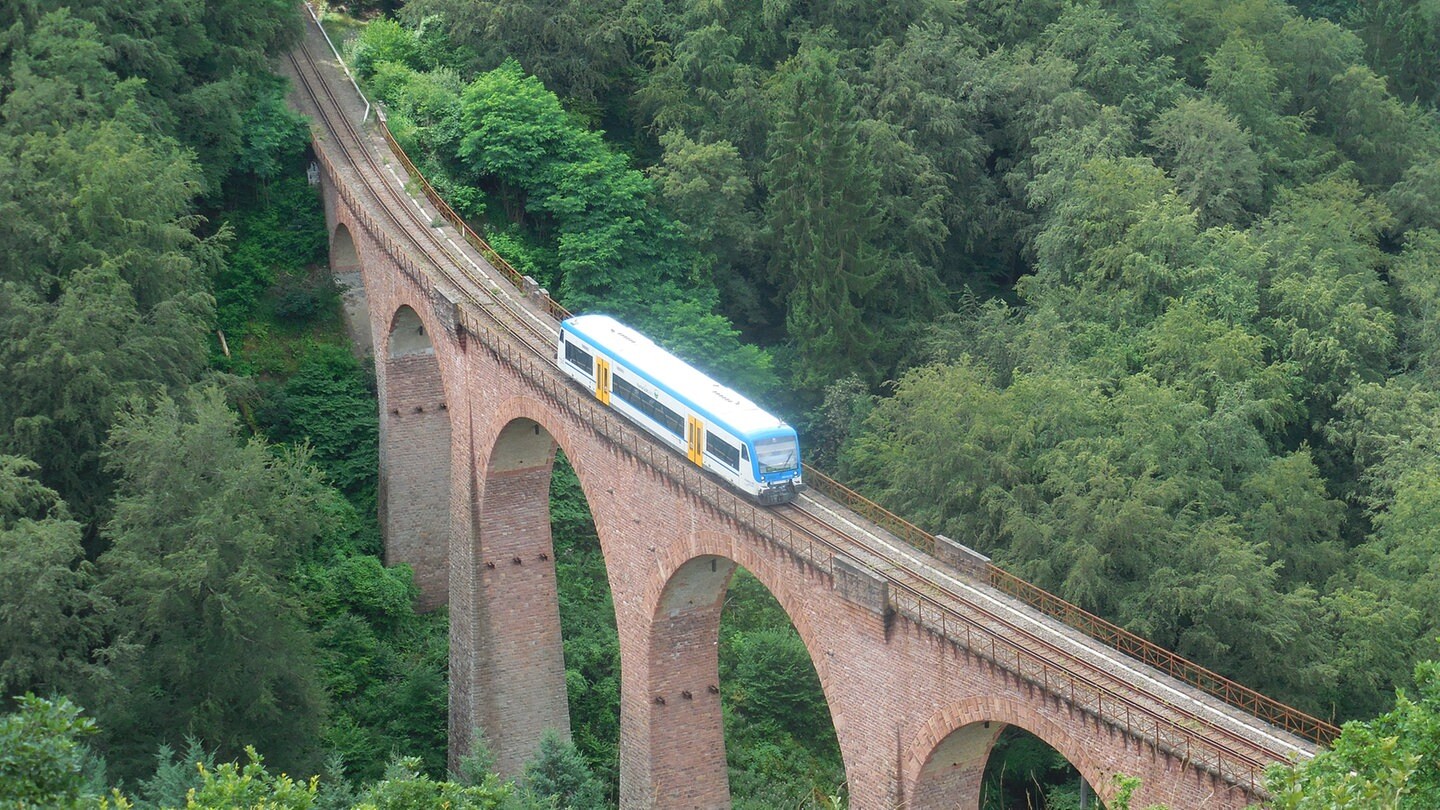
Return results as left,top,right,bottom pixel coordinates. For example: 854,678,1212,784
756,436,798,474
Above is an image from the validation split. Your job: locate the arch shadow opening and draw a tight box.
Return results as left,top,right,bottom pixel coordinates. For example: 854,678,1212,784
644,556,844,808
981,728,1093,810
913,711,1104,810
329,222,373,355
379,305,451,611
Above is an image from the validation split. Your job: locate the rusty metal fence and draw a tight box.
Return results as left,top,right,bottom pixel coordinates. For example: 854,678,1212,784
802,465,1341,747
298,13,1338,778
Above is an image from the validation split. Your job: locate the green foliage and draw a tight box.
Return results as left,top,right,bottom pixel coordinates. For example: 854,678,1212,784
185,748,319,810
0,111,216,524
351,19,423,80
455,732,497,788
257,345,380,515
1267,659,1440,810
214,175,330,344
520,729,606,809
1038,1,1182,123
800,374,873,472
0,457,99,700
859,22,992,266
448,58,777,394
764,44,885,392
139,738,219,809
0,695,97,809
1106,774,1168,810
397,0,647,107
1390,229,1440,381
1148,97,1261,226
300,557,448,782
1353,0,1440,108
355,757,514,810
981,729,1084,810
94,386,329,780
456,60,689,312
1,0,304,195
0,701,567,810
647,130,764,327
0,0,456,800
724,628,831,747
236,79,315,185
841,359,1341,710
720,571,844,809
1257,177,1396,423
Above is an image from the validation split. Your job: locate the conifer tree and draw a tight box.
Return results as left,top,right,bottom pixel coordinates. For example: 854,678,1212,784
94,386,328,779
764,44,884,392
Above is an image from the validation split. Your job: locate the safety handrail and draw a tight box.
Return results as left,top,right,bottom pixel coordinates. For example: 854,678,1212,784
300,9,1339,752
802,464,1341,746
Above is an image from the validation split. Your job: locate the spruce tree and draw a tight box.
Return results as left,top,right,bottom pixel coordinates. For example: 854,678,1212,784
764,44,884,392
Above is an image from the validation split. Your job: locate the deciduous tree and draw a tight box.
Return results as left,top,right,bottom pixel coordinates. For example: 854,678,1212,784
1149,97,1261,226
1268,659,1440,809
0,457,100,700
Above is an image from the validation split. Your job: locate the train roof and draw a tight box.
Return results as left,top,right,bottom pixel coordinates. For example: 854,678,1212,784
562,314,794,439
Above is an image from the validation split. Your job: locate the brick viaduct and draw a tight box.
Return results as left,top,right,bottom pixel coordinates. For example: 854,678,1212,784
289,13,1325,808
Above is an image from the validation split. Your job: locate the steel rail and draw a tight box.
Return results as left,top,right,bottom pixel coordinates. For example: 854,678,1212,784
286,12,1330,795
802,467,1342,747
305,2,369,122
287,33,555,360
776,496,1275,792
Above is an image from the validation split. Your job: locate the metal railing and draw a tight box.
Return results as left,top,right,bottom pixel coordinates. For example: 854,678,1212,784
296,10,1339,765
802,464,1341,747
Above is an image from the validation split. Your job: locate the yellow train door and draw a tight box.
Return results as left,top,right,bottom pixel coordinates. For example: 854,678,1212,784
687,415,704,466
595,358,611,405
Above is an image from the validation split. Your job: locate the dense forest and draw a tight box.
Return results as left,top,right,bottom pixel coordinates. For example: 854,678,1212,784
2,0,1439,806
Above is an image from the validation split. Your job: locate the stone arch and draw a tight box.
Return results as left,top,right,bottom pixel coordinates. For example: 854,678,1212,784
633,531,845,809
907,696,1117,810
379,304,452,611
452,392,626,779
464,412,569,778
329,222,373,355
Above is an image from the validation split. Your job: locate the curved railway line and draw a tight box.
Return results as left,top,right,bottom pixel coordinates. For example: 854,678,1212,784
285,9,1332,796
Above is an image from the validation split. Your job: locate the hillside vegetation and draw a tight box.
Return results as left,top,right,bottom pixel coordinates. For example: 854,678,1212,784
351,0,1440,724
3,0,1439,806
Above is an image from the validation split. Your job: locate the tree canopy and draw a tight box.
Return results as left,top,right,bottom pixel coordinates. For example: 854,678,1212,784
6,0,1440,805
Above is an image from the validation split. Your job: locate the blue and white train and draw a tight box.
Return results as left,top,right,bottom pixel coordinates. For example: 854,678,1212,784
557,314,805,505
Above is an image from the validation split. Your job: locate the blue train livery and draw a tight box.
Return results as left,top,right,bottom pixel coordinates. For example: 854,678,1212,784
557,314,804,505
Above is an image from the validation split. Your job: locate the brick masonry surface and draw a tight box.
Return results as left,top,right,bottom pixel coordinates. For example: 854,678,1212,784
321,156,1261,810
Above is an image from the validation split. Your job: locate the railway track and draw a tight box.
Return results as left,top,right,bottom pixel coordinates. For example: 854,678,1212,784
286,27,561,358
284,9,1320,794
783,494,1306,771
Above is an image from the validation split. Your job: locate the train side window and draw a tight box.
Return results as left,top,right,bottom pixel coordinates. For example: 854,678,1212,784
612,373,684,438
564,341,594,376
706,431,740,469
740,445,749,460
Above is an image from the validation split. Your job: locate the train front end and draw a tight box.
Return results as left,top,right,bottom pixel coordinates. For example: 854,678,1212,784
752,430,805,505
